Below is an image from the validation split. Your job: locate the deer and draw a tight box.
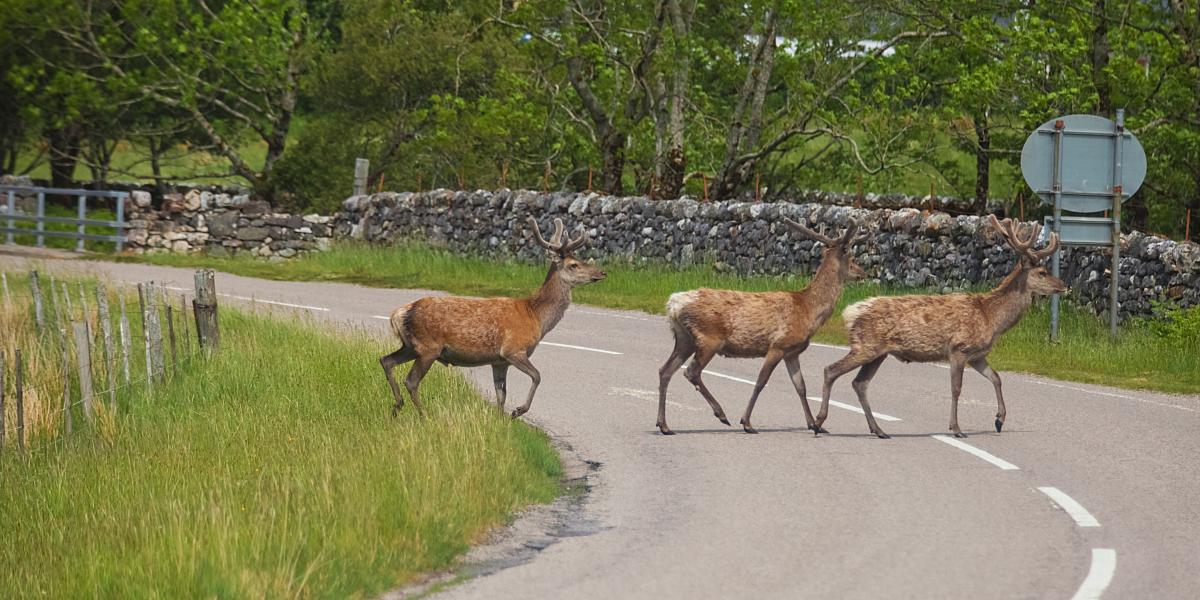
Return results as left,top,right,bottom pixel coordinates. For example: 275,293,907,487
816,215,1066,439
657,218,869,435
380,217,606,419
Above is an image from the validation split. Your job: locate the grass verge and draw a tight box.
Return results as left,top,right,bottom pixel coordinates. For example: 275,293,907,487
0,281,561,598
112,243,1200,395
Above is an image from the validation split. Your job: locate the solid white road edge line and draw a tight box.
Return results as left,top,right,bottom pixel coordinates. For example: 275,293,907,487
931,434,1020,470
369,315,623,355
540,341,623,355
165,285,331,312
1071,549,1117,600
1038,486,1101,527
702,369,902,422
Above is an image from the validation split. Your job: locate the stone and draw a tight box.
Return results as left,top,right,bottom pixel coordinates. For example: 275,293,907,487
214,193,232,207
131,190,152,208
184,189,202,211
240,200,270,216
236,226,269,241
208,213,238,238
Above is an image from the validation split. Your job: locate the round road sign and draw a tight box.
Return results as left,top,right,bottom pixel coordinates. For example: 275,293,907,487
1020,114,1147,214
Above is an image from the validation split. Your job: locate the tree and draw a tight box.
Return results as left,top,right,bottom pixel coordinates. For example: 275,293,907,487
36,0,337,195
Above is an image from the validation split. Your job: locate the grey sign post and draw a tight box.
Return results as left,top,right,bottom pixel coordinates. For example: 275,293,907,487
1020,112,1146,339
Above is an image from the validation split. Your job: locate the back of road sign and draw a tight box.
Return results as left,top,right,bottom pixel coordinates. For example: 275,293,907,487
1020,114,1147,214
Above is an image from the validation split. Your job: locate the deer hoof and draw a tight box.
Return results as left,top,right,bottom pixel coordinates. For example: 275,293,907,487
994,418,1004,433
953,430,968,439
657,423,675,435
809,424,829,434
716,413,731,426
511,407,528,419
875,430,891,439
741,420,758,434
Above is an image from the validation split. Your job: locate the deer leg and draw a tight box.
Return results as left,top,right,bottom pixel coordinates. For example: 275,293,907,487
682,341,731,426
403,353,437,417
381,346,417,416
817,349,877,434
739,349,785,434
507,353,541,419
949,354,967,438
657,336,695,435
785,355,825,433
492,363,509,412
851,356,889,439
971,358,1006,432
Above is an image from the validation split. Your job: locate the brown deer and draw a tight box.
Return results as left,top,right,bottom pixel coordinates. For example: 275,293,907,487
657,218,869,435
816,215,1065,439
381,217,606,418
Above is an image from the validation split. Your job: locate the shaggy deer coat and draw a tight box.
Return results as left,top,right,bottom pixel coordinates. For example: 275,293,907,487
657,219,868,434
817,215,1066,438
380,218,605,418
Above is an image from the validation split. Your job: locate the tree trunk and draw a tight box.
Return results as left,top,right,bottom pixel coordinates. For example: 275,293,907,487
973,111,991,214
148,136,166,194
47,123,83,188
712,7,777,201
1091,0,1112,116
599,128,627,195
651,0,693,200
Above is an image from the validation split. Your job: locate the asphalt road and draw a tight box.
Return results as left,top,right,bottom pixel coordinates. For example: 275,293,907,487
5,252,1198,599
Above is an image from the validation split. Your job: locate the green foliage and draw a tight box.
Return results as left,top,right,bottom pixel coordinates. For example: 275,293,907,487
1143,302,1200,346
0,307,561,597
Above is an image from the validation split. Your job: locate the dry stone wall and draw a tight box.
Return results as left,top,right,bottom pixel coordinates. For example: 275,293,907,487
124,188,333,258
334,189,1200,320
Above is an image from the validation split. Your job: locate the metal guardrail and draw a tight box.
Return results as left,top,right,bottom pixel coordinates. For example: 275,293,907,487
0,185,129,252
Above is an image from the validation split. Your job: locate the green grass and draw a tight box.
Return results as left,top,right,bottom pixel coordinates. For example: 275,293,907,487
0,300,561,597
15,139,265,186
112,243,1200,395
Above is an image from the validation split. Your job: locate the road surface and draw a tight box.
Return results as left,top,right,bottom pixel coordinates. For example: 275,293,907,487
4,252,1198,599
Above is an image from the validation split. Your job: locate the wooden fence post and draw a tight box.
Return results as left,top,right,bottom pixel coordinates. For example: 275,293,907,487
29,271,43,331
137,283,154,392
96,283,117,410
15,348,24,452
166,304,178,375
118,290,131,385
78,282,89,325
353,158,369,196
60,340,72,435
72,322,96,423
179,294,191,358
148,283,165,380
61,282,73,320
1,271,10,310
193,270,220,353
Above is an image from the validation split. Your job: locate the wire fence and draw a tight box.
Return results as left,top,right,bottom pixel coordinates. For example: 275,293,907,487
0,269,220,456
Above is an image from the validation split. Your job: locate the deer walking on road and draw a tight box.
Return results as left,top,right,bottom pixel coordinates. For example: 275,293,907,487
817,215,1065,439
657,218,869,434
381,217,606,418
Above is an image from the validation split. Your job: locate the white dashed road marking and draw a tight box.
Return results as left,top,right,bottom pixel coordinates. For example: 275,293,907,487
1071,549,1117,600
1038,487,1101,527
931,435,1020,470
702,369,902,422
540,341,622,355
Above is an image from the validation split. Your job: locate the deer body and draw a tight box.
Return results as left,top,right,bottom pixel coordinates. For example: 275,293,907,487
818,216,1065,438
381,218,604,418
657,219,867,435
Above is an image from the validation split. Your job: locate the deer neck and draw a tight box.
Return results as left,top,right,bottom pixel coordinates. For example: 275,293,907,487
981,266,1033,336
796,254,846,324
528,262,572,338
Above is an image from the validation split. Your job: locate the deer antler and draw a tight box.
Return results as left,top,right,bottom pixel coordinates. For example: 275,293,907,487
528,217,587,256
987,215,1059,263
784,217,864,247
783,217,839,246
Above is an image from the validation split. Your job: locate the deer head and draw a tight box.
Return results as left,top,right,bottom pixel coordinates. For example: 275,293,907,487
528,217,606,286
783,217,869,281
987,215,1067,295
